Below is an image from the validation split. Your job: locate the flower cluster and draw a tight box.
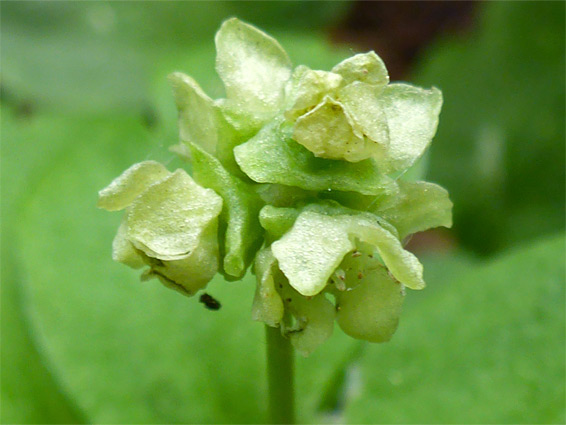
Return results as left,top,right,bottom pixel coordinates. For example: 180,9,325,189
98,18,452,356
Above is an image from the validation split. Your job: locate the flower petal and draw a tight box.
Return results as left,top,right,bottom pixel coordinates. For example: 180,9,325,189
373,180,453,239
271,211,354,296
112,219,145,269
331,51,389,87
126,169,222,260
259,205,300,241
272,208,425,296
379,83,443,172
285,66,343,120
141,221,220,296
339,81,389,151
293,96,380,162
168,72,220,155
97,161,170,211
215,18,291,119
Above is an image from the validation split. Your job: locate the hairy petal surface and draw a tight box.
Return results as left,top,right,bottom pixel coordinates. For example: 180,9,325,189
331,51,389,87
272,210,424,296
215,18,292,122
293,96,376,162
126,169,222,261
284,66,343,119
97,161,170,211
379,84,443,172
169,72,219,155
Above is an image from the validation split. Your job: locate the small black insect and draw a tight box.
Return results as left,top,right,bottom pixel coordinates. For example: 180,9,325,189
199,293,221,311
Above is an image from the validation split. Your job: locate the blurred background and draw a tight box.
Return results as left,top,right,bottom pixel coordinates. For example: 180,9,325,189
1,2,564,424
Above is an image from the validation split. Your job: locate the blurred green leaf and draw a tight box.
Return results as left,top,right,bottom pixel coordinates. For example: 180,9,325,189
1,2,351,113
0,108,93,424
414,1,565,254
343,233,565,424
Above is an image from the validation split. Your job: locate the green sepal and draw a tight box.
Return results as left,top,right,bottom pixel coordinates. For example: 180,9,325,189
259,205,300,242
251,248,285,327
279,279,335,357
234,119,397,196
372,180,453,239
188,142,264,278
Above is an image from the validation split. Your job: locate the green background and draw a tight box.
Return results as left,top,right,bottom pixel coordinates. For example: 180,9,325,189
1,2,564,423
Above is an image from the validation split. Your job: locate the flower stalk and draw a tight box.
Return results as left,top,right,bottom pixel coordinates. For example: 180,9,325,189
265,325,295,424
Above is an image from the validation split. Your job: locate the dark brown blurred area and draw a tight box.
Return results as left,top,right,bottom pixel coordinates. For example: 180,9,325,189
332,1,479,79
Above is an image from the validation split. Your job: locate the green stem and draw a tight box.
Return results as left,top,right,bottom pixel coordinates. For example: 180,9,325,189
265,325,295,424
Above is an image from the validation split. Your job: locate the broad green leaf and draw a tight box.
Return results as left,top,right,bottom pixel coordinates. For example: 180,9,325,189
126,169,222,261
0,107,152,425
189,141,264,278
344,234,565,424
331,51,389,87
379,84,443,172
251,248,284,327
234,119,397,195
97,161,170,212
215,18,292,122
168,72,219,155
373,180,453,239
1,249,86,425
272,209,424,296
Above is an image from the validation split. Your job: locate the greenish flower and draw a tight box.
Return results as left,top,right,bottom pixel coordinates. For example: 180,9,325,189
98,161,223,296
99,18,452,356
